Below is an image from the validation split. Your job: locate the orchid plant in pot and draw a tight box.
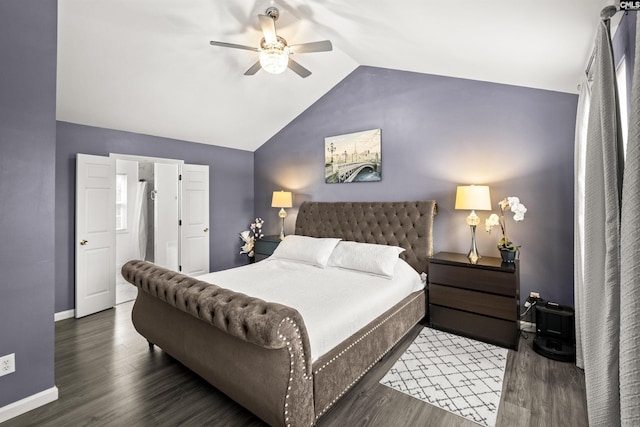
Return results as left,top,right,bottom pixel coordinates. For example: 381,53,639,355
485,196,527,263
239,217,264,260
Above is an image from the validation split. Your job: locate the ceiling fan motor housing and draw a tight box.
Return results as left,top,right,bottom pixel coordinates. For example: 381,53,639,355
265,7,280,21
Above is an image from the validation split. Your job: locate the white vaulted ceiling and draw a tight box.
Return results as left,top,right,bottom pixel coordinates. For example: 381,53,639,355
56,0,618,151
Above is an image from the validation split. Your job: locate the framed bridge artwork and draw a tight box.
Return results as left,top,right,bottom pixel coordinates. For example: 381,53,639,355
325,128,382,183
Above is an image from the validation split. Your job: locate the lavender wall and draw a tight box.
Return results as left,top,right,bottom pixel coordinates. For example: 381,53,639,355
0,0,57,408
56,122,254,312
255,66,578,306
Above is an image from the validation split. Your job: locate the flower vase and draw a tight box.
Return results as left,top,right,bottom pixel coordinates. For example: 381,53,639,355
499,248,516,263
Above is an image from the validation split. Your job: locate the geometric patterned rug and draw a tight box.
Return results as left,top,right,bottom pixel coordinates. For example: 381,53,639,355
380,327,508,427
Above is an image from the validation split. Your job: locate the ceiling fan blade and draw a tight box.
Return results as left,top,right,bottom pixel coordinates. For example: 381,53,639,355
289,40,333,54
209,41,258,52
244,61,262,76
288,58,312,78
259,14,277,44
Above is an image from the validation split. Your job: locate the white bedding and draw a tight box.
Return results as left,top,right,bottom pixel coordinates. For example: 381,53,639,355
197,258,424,362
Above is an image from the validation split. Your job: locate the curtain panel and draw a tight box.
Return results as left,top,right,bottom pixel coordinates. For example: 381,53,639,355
619,13,640,426
582,18,623,427
577,12,640,426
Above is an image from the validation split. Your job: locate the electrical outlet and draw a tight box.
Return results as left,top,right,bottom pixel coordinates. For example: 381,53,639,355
0,353,15,377
529,291,540,299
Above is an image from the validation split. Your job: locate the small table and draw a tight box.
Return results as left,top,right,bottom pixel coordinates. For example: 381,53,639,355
254,235,282,262
428,251,520,350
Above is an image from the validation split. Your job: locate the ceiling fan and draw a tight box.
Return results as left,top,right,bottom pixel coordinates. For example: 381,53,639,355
209,7,332,78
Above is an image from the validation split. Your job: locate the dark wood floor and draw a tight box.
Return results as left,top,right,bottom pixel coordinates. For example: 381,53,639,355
3,302,588,426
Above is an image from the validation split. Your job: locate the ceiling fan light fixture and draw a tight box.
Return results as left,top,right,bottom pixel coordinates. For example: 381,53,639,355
210,7,331,78
259,44,289,74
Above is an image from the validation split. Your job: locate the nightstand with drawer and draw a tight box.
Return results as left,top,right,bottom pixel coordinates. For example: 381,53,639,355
253,235,281,261
428,251,520,349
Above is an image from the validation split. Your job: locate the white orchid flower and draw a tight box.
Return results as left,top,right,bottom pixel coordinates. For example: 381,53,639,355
485,213,500,232
488,196,527,252
240,218,267,257
239,230,251,243
512,204,527,221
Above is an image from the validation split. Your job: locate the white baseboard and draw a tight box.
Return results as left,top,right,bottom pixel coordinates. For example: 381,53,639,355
519,320,536,333
54,309,75,322
0,386,59,423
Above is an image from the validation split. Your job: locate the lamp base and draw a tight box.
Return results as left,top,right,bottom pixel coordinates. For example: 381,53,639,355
468,224,480,264
279,208,287,240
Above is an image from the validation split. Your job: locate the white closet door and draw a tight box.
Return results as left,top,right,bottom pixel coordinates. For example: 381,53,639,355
180,164,210,276
154,162,179,271
76,154,116,318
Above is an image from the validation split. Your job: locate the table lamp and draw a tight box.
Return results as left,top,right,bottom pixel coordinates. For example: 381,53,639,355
455,185,491,264
271,191,292,240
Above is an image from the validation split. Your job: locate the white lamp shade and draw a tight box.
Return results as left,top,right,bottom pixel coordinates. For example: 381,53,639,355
271,191,292,208
455,185,491,211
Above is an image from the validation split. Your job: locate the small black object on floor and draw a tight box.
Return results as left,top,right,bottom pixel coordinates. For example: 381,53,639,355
533,300,576,363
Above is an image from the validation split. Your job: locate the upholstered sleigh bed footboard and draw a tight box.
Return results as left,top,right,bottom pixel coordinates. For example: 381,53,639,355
122,260,315,427
122,261,425,426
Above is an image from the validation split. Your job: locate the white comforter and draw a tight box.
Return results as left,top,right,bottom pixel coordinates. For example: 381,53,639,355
197,259,424,362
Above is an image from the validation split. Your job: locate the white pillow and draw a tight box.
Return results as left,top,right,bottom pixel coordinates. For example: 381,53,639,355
270,235,341,268
327,241,405,278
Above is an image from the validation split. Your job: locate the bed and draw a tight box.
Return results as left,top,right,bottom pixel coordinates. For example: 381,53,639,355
122,200,437,426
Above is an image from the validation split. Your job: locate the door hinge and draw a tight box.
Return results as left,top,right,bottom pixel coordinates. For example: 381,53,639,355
179,265,182,272
179,219,182,226
178,174,182,181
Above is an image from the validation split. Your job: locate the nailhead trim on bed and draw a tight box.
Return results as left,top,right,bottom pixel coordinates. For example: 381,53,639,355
313,292,423,419
278,316,312,427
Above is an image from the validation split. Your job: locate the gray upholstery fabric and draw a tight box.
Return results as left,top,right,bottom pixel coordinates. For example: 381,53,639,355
124,260,315,426
295,201,437,273
131,287,314,427
122,260,312,355
122,261,427,427
312,291,425,420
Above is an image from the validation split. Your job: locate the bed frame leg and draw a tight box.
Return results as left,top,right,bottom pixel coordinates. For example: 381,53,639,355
147,340,155,349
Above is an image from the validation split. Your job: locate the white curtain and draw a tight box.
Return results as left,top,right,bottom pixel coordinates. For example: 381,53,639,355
619,13,640,426
581,17,623,426
574,78,590,370
130,181,148,261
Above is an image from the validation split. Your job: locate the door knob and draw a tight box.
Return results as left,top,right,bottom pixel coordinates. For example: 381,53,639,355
204,227,209,233
80,239,88,246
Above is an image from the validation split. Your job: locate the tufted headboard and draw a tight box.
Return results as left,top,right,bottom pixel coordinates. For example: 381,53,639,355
294,201,437,274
